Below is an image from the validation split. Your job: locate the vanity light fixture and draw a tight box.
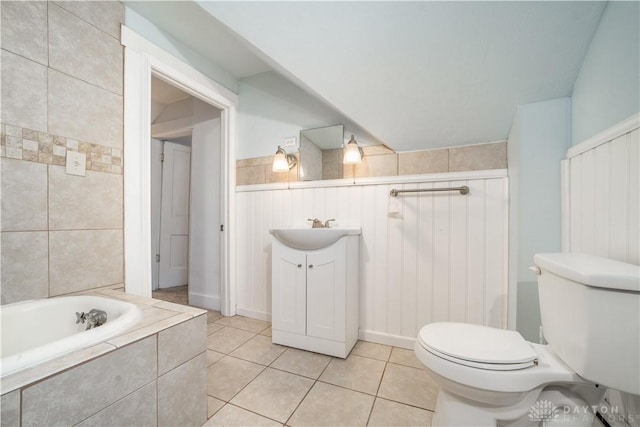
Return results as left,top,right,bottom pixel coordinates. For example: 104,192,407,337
343,135,364,164
272,146,297,172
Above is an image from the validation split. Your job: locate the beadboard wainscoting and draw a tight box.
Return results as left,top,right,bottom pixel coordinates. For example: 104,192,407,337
565,114,639,265
235,170,509,348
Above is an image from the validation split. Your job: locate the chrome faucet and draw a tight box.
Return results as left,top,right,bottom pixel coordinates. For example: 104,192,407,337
307,218,336,228
308,218,323,228
76,309,107,330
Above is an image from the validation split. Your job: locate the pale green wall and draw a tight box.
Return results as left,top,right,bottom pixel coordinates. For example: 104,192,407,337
571,1,639,145
508,98,571,341
124,7,238,93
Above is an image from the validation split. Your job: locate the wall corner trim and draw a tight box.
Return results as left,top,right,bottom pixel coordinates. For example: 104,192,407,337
567,112,640,159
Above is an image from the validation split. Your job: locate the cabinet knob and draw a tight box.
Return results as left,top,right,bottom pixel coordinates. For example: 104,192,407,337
308,264,314,269
297,264,302,268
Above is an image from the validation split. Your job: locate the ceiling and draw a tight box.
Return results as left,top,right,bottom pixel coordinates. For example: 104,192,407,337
151,76,191,105
128,1,607,152
126,1,270,79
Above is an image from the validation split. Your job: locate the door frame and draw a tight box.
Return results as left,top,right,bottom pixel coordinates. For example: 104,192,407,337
121,26,238,316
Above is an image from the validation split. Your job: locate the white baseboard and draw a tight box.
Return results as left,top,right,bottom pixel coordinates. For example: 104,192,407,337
231,310,417,350
189,292,220,311
236,306,272,322
358,329,416,350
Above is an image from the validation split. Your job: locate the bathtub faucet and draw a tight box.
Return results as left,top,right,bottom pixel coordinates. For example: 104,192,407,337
75,309,108,330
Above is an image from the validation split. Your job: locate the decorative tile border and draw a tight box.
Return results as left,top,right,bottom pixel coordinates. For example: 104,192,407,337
0,123,122,174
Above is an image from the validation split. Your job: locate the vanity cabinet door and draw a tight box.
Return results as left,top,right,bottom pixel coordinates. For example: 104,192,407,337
272,240,307,335
306,239,346,342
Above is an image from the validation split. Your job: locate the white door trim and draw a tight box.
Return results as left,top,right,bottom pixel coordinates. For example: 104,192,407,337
122,25,237,316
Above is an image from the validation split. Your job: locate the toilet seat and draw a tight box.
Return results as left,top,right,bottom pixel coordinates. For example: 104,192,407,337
418,322,538,371
422,345,535,371
415,323,583,394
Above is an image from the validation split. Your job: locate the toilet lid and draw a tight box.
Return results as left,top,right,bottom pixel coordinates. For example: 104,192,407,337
418,323,538,369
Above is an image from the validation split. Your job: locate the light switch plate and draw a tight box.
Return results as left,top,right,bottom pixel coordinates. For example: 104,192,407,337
66,151,86,176
284,137,297,147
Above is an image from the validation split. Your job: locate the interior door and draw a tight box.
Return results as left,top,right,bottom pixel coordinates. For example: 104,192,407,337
159,141,191,288
150,138,164,290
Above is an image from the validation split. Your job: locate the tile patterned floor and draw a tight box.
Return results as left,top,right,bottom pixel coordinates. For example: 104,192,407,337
152,284,189,305
202,313,438,427
152,287,438,426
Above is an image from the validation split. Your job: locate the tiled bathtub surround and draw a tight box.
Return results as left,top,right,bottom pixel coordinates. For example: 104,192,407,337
0,124,123,174
236,140,507,185
0,289,208,427
0,1,125,305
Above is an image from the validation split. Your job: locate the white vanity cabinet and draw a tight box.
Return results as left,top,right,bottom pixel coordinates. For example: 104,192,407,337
271,232,360,358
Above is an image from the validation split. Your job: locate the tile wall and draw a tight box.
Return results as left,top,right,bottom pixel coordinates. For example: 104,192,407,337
0,1,125,304
236,140,507,185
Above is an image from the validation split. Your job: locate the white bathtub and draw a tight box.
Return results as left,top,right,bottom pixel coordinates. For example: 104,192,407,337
1,296,141,377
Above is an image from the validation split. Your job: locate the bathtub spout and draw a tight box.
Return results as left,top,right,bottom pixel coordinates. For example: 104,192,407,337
75,309,108,330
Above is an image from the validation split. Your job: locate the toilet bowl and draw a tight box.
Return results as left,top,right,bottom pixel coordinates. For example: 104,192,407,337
414,253,640,426
415,322,601,426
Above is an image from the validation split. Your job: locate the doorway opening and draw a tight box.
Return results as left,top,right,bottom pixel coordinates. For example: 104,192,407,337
149,76,222,310
122,26,238,315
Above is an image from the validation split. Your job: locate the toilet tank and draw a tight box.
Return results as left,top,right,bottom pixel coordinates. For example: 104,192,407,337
533,253,640,395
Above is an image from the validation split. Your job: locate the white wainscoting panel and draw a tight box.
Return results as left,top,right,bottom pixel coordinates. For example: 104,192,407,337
235,174,509,347
568,128,639,265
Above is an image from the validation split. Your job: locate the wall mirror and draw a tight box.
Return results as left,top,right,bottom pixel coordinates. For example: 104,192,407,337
299,125,345,181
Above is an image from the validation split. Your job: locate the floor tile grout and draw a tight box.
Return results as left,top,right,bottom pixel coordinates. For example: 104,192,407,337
154,289,434,426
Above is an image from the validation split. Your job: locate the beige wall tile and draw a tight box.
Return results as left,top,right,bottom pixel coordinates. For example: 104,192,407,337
76,381,157,427
345,153,398,178
266,163,298,184
1,231,48,305
49,4,123,95
158,352,207,427
236,165,265,185
22,336,156,426
322,148,343,180
158,315,207,376
449,141,507,172
54,1,124,39
49,167,123,230
1,50,47,132
0,389,20,427
1,158,48,231
237,157,266,167
49,229,123,295
398,149,449,175
0,1,48,65
362,144,395,156
48,69,123,149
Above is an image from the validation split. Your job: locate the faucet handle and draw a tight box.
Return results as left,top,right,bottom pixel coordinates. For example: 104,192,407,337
323,219,335,228
308,218,322,228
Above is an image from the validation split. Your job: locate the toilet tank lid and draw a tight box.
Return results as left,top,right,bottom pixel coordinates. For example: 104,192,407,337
534,253,640,292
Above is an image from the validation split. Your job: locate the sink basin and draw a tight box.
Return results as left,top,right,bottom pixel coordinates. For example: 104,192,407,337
269,227,361,250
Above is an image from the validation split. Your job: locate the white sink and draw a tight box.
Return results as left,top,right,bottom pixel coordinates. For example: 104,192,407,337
269,227,361,250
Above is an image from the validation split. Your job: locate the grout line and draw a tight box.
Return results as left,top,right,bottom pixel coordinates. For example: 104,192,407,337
283,356,334,426
51,1,123,43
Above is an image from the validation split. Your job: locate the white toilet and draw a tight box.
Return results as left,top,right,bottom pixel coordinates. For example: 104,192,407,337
415,253,640,426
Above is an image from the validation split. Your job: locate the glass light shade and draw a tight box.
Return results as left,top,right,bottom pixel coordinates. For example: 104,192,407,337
272,151,290,172
343,136,363,164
